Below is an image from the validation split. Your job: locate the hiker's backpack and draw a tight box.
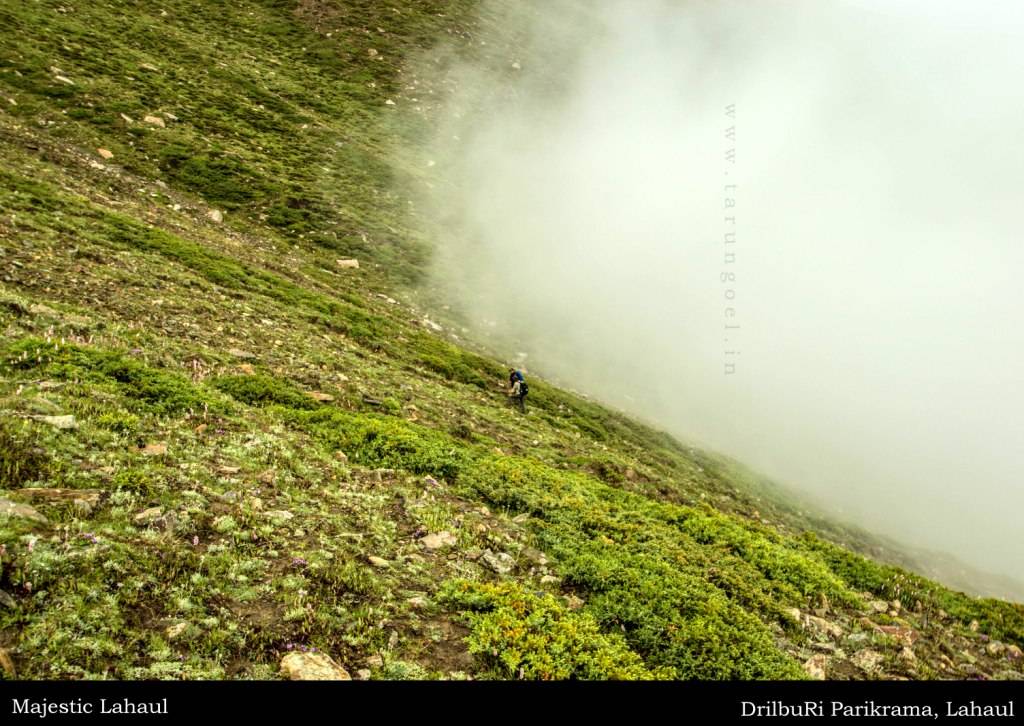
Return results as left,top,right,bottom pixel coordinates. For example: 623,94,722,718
519,380,529,396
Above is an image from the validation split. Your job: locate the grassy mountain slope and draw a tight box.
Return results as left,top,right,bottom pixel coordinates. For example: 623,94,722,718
0,0,1022,681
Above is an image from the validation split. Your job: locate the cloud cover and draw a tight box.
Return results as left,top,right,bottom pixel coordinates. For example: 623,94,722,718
411,0,1024,583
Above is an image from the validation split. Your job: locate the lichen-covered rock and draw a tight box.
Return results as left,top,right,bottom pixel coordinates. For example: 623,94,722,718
280,652,351,680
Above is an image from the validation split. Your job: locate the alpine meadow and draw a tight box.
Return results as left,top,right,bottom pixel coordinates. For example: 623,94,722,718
0,0,1022,685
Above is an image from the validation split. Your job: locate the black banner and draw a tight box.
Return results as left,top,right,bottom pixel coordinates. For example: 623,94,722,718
0,680,1021,724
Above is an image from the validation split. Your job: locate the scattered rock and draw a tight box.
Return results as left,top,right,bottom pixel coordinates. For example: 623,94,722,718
228,348,255,359
54,75,75,85
0,647,15,679
97,148,113,159
422,318,443,332
364,655,384,668
0,590,16,609
540,575,560,585
0,499,47,524
868,600,889,614
422,476,439,488
307,391,334,402
280,652,351,681
30,414,77,430
407,596,427,609
367,556,389,568
803,654,828,680
238,363,255,375
207,209,223,223
986,642,1006,657
968,619,980,632
877,626,917,647
356,669,371,680
805,615,844,640
165,622,188,640
889,600,901,614
1006,644,1022,660
481,550,515,575
334,451,349,463
143,114,166,127
851,649,884,672
336,258,360,269
785,607,801,622
140,63,160,72
421,531,457,550
17,488,102,512
218,466,241,475
264,510,294,524
899,646,916,664
564,595,585,610
141,442,167,456
134,507,164,525
120,113,134,124
384,99,396,106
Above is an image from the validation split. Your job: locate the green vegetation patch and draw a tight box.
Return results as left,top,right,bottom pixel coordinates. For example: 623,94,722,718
2,337,213,416
440,580,671,680
288,409,467,480
211,374,318,411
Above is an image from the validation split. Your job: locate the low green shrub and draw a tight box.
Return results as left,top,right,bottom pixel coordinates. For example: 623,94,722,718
211,374,318,410
441,580,671,680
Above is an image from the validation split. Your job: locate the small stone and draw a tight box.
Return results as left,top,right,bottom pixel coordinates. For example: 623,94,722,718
0,590,17,609
803,654,828,680
97,148,113,159
0,499,46,524
805,615,844,640
120,113,134,124
422,476,439,488
334,451,349,463
877,625,917,647
280,652,351,681
540,575,560,585
336,258,360,269
421,531,457,550
143,114,166,127
868,600,889,614
889,600,901,613
0,647,15,679
384,99,396,106
407,596,427,609
985,641,1005,657
228,348,255,359
31,414,77,430
851,649,884,672
165,622,188,640
565,595,585,610
207,209,223,223
134,507,163,525
307,391,334,402
968,619,980,632
219,466,241,475
368,556,389,568
785,608,801,622
481,550,515,575
264,510,294,524
364,655,384,668
1006,644,1022,660
356,669,371,680
141,442,167,456
54,75,75,85
899,646,916,663
238,363,255,375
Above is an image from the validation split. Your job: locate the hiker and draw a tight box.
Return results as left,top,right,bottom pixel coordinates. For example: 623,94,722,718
508,368,528,412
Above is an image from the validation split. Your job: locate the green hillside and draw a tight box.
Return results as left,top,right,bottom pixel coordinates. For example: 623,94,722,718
0,0,1022,681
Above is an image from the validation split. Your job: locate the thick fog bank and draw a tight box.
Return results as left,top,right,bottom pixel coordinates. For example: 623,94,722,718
410,1,1024,588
